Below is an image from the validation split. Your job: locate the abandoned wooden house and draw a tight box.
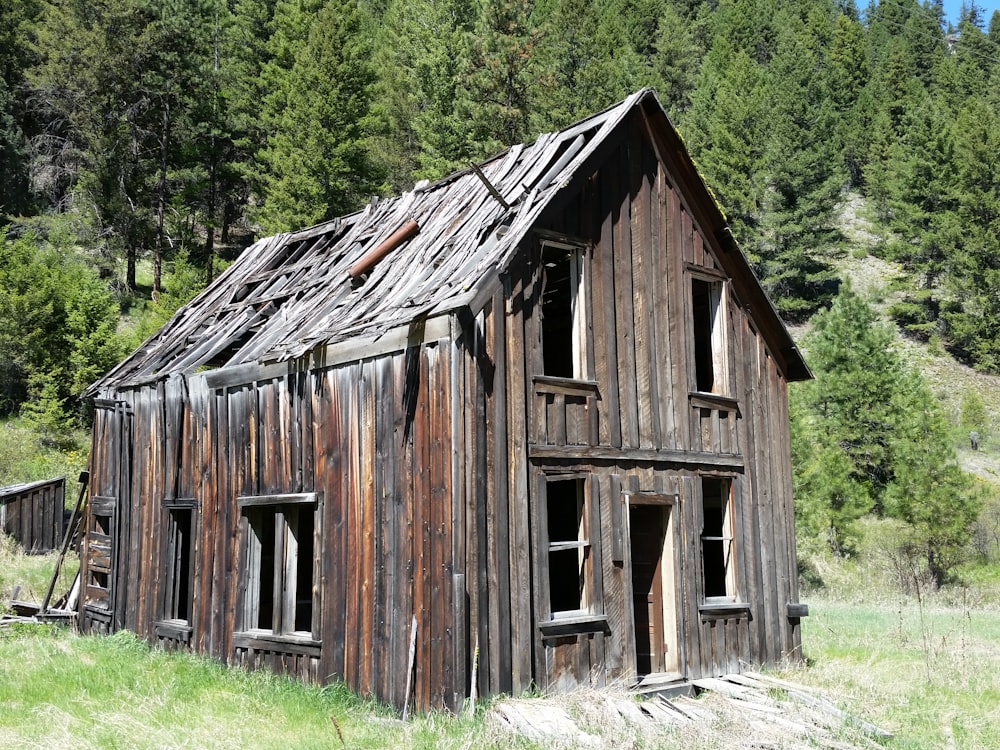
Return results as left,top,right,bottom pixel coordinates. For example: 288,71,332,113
1,477,66,553
81,89,810,712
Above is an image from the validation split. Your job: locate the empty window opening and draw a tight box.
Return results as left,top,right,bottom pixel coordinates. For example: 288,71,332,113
292,507,315,632
541,244,586,378
164,507,194,622
92,512,111,537
241,498,316,637
89,512,113,591
546,477,589,614
247,507,277,630
692,277,727,393
701,477,735,599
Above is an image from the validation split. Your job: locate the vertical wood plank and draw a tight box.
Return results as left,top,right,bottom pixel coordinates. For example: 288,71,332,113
374,356,394,705
599,155,622,448
489,290,513,695
392,350,415,708
360,362,377,698
615,144,640,449
471,308,490,700
630,124,658,450
667,190,690,450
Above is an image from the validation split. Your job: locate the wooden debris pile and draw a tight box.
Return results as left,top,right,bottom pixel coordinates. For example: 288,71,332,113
1,472,88,629
490,672,892,749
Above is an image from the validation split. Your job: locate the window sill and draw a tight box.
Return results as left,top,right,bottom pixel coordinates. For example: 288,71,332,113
532,375,600,395
155,619,192,642
538,613,609,638
233,630,322,656
699,602,751,621
688,392,740,413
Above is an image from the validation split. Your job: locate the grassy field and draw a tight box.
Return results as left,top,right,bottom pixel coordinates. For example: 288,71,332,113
5,527,1000,748
3,586,999,747
0,625,506,750
780,595,1000,749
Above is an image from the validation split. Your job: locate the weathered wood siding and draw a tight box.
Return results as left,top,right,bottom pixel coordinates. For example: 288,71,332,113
462,115,803,693
0,477,65,553
83,340,461,711
81,103,804,712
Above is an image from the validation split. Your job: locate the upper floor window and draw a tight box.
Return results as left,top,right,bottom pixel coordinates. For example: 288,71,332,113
541,242,587,379
691,276,729,394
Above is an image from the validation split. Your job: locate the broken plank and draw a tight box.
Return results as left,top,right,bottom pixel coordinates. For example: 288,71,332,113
669,695,716,723
693,676,777,705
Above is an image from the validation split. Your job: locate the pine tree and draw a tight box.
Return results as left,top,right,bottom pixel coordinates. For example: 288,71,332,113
465,0,544,151
828,9,869,184
791,396,873,553
256,0,381,232
939,95,1000,371
953,8,998,97
681,41,768,266
883,369,981,585
650,2,702,120
369,0,477,189
225,0,278,218
0,229,125,424
881,92,955,338
793,284,982,580
796,285,900,518
756,12,843,322
29,0,226,294
0,0,39,217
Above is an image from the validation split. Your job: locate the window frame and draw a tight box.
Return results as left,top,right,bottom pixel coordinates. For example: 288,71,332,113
84,495,116,609
158,497,198,629
699,475,739,604
689,270,731,397
534,472,605,623
236,493,320,642
539,240,590,381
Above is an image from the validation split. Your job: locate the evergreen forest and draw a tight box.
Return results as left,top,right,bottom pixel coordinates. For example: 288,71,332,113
2,0,999,585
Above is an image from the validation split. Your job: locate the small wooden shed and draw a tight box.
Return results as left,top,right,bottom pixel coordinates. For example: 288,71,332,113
81,90,810,711
1,477,65,553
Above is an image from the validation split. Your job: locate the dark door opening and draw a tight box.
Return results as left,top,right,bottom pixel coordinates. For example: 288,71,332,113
629,503,679,676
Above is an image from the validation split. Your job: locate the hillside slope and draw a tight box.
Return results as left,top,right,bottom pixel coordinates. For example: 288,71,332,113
792,192,1000,484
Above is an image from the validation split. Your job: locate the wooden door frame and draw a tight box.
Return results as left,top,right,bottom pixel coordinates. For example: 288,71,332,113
623,490,683,680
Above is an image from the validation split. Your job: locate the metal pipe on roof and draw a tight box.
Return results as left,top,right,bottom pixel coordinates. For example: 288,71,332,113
347,218,420,280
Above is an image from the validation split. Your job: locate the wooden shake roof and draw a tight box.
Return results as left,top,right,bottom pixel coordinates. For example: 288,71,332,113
91,90,808,393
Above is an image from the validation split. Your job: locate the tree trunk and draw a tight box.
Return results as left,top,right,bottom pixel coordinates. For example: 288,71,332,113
204,158,216,284
126,246,137,295
154,99,170,302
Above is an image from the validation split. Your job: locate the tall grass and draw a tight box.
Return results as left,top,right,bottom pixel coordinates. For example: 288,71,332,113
0,626,497,750
0,534,79,606
779,595,1000,749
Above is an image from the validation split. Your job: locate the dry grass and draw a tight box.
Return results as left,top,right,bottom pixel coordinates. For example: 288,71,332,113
776,595,1000,749
0,534,79,609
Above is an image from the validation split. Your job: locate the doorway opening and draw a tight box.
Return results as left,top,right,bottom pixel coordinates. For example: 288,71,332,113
629,502,679,677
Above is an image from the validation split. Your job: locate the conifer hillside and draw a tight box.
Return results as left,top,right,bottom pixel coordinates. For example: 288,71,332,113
2,0,999,583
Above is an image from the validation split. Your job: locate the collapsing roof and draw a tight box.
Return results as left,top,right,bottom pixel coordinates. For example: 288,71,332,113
91,89,807,394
